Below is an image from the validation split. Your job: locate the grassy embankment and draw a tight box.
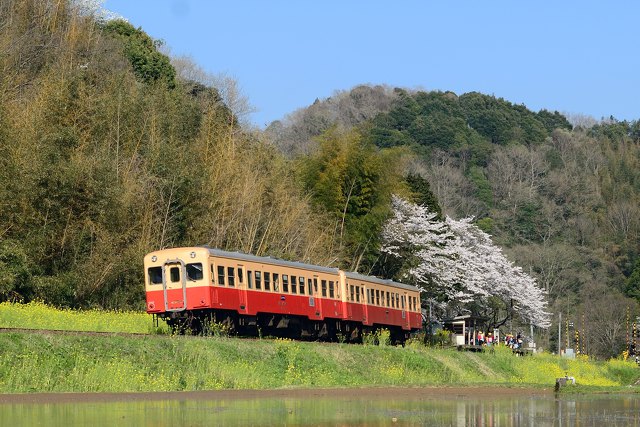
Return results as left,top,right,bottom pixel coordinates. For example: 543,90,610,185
0,302,638,394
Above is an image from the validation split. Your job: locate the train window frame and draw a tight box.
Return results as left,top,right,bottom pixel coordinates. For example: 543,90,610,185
299,277,306,295
391,292,395,308
237,267,244,285
264,272,271,291
217,266,225,286
401,295,406,309
291,275,297,294
170,266,180,283
148,267,162,285
273,273,279,292
255,271,262,290
186,263,203,281
349,285,354,302
356,286,360,303
282,275,289,293
386,291,390,307
375,289,380,306
328,281,334,299
247,270,253,289
321,280,327,297
227,267,235,287
308,279,313,295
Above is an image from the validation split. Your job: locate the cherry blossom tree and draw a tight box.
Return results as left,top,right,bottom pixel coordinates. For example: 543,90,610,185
381,196,550,328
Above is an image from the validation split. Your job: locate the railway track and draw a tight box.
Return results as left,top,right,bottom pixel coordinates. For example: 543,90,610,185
0,327,152,338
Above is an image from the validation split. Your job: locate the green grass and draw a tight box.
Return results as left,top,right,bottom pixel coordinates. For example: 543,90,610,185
0,302,638,394
0,301,168,334
0,332,638,394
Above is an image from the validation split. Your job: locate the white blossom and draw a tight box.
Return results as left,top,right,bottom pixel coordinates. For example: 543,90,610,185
381,196,551,328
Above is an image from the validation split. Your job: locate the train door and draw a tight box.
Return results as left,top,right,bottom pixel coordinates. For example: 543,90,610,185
402,293,410,329
311,275,322,318
238,264,248,312
163,259,187,312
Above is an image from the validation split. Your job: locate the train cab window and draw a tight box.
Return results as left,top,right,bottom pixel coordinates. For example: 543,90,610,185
148,267,162,285
217,266,225,286
299,277,306,295
264,272,271,291
170,267,180,283
237,268,244,285
247,271,253,289
349,285,354,301
227,267,235,287
186,263,203,281
273,273,279,292
329,281,334,298
283,275,289,293
321,280,327,297
255,271,262,290
375,289,380,306
291,275,297,294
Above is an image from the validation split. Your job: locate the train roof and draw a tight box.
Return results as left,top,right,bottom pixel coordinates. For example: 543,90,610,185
206,247,339,275
204,247,419,293
344,271,418,292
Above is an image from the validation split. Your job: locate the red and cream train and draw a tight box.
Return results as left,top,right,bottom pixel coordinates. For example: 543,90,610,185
144,247,422,342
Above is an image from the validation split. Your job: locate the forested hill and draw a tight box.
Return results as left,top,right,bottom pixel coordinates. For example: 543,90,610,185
2,0,639,357
268,86,640,342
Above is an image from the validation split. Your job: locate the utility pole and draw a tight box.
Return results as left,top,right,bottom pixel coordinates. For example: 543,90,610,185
558,312,562,354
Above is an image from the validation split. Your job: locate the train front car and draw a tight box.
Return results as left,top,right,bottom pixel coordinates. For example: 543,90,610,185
144,247,211,331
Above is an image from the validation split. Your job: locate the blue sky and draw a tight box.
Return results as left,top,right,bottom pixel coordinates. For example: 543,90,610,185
103,1,640,128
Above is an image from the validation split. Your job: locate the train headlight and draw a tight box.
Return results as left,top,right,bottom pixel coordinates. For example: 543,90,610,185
190,251,196,258
151,256,157,262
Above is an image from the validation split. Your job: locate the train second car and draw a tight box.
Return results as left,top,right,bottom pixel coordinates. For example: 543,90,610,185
144,247,422,342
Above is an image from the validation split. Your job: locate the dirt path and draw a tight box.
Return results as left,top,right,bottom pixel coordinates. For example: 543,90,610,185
0,386,551,405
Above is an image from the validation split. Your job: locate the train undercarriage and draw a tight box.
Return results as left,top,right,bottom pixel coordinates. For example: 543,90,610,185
159,309,412,344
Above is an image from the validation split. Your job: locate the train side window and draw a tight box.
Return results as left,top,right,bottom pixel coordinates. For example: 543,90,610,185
349,285,354,301
391,293,395,308
273,273,279,292
264,272,271,291
401,295,406,309
375,289,380,306
237,268,244,285
385,291,389,307
355,286,360,303
329,281,334,298
414,296,418,311
396,293,399,309
247,271,253,289
210,264,214,283
170,267,180,283
299,277,305,295
309,279,314,295
409,295,413,311
321,280,327,297
283,275,289,293
186,263,203,281
255,271,262,290
291,275,297,294
148,267,162,285
227,267,235,287
217,266,225,286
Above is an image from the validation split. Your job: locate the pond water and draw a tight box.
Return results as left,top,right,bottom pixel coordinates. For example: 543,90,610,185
1,390,639,426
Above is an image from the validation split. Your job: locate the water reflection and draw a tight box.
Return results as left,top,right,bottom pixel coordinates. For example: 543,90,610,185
1,391,639,426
